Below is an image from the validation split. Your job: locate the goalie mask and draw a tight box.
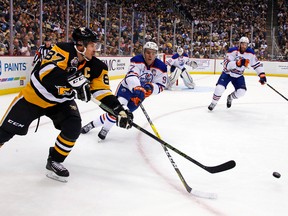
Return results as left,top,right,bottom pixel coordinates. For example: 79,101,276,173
177,47,184,56
72,27,98,61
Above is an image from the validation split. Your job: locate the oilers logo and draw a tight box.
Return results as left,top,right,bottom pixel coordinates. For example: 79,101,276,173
140,72,153,83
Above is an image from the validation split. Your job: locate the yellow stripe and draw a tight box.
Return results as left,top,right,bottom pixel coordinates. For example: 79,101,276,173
58,134,75,146
21,83,56,108
0,93,22,124
0,87,25,95
95,92,114,101
54,146,69,156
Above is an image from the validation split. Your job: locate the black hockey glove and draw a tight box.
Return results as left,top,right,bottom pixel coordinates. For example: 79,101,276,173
259,73,267,85
113,105,133,129
67,69,91,102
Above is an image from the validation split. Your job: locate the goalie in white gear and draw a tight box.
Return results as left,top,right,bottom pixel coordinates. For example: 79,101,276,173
165,47,197,89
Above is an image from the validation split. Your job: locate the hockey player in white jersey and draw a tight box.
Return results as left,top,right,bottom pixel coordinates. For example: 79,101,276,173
81,42,168,140
166,47,197,89
208,36,267,111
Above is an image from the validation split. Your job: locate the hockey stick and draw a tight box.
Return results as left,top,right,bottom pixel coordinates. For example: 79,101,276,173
139,104,217,199
139,104,192,192
267,83,288,101
92,98,236,174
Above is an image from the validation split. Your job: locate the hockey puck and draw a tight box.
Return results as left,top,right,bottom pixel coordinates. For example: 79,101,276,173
273,172,281,178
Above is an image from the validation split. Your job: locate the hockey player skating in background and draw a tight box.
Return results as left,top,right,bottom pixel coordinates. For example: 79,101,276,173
81,41,168,141
165,47,197,89
0,27,133,182
208,36,267,111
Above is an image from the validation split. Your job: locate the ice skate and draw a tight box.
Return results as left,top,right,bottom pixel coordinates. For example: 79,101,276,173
98,127,109,141
208,103,216,111
227,95,232,108
46,147,69,183
81,121,95,134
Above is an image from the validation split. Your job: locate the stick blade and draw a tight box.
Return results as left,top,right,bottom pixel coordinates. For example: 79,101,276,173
191,190,218,199
209,160,236,174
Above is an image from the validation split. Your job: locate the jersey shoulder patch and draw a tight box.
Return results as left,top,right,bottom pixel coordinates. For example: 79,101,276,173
153,58,167,72
227,47,238,53
172,53,180,59
130,55,144,63
245,47,255,55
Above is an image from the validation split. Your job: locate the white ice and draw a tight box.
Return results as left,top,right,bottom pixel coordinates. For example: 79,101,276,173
1,75,288,216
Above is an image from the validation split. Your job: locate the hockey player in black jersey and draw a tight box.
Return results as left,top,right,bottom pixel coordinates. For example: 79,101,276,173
0,27,133,182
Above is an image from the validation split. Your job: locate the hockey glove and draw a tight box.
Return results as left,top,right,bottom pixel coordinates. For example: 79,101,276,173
143,83,153,98
236,58,250,67
113,105,133,129
67,70,91,102
131,86,146,106
259,73,267,85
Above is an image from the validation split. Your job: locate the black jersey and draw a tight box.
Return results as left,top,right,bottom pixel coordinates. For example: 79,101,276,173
22,42,120,109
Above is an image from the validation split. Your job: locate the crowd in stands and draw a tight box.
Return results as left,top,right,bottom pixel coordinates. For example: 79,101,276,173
0,0,281,60
277,0,288,60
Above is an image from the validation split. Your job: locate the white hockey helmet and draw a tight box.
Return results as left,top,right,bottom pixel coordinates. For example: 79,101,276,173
239,36,249,44
143,42,158,52
177,47,184,55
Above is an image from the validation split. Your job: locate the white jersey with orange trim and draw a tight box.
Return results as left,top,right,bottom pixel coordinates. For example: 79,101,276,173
223,47,264,78
120,54,168,95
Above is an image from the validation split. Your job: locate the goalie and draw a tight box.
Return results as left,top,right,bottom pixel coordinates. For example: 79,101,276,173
165,47,197,89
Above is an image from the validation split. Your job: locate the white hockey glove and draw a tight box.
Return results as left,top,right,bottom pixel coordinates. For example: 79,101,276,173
67,68,91,102
187,60,198,69
113,105,133,129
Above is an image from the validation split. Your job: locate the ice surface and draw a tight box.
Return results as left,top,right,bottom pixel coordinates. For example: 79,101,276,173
1,75,288,216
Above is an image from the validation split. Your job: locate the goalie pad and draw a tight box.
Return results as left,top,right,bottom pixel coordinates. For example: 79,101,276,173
181,70,195,89
166,69,181,89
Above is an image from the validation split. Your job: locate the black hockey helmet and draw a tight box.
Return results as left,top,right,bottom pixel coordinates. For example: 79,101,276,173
72,27,98,47
44,36,52,41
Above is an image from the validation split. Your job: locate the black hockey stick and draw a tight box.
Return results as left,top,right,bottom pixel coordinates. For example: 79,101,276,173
93,98,236,174
131,121,236,173
267,83,288,101
140,104,193,193
139,104,217,199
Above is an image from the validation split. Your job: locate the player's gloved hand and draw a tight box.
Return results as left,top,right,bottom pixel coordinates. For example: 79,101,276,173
236,58,250,67
67,69,91,102
143,83,153,98
259,73,267,85
113,105,133,129
131,86,146,106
